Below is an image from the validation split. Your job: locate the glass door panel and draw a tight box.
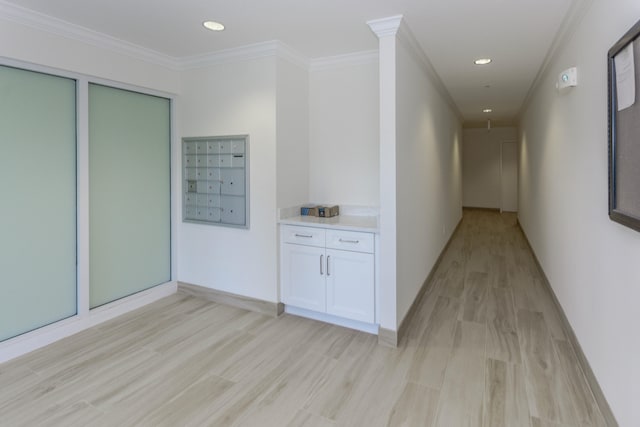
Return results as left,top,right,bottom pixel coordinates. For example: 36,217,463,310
88,84,171,308
0,66,77,341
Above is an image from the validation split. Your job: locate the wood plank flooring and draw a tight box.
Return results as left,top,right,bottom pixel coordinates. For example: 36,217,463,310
0,209,607,426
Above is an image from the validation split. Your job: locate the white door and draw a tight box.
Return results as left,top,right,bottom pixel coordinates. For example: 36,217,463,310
282,243,326,312
325,249,374,323
501,141,518,212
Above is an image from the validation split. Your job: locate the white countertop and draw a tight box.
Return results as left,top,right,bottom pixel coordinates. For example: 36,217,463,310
278,215,379,233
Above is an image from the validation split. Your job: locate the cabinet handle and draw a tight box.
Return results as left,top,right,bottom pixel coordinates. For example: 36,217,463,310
295,233,313,238
320,255,324,275
327,255,331,276
339,238,359,244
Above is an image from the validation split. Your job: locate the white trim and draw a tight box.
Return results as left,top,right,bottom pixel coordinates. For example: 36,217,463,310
179,40,309,71
274,41,309,70
284,305,379,335
0,281,177,364
395,20,464,122
77,77,90,316
367,15,463,124
0,0,179,70
518,0,593,119
310,50,379,72
367,15,404,38
0,1,384,74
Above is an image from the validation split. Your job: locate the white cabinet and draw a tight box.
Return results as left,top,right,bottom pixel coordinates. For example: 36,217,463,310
325,249,374,322
281,244,326,312
281,225,375,324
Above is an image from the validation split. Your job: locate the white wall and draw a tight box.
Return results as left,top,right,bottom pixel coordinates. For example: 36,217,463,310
394,31,463,326
0,19,180,94
276,58,310,209
462,127,517,209
178,57,280,302
518,1,640,425
309,60,380,206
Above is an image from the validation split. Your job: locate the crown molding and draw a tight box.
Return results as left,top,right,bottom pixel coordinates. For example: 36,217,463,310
179,40,279,69
517,0,594,119
395,19,464,122
274,42,310,70
179,40,309,71
0,0,375,75
0,0,180,70
367,15,403,38
310,50,378,72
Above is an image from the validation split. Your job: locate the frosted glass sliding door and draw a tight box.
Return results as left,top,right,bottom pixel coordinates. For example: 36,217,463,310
0,66,77,341
89,84,171,308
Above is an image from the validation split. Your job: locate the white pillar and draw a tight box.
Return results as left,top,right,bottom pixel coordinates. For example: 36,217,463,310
367,15,403,335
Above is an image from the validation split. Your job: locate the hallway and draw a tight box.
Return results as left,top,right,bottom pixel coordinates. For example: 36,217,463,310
405,208,607,426
0,209,607,426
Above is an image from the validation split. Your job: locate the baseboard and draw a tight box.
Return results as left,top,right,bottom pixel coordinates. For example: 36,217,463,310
517,220,618,427
178,282,283,318
388,215,464,348
462,206,500,212
284,305,378,335
0,281,178,364
377,327,398,347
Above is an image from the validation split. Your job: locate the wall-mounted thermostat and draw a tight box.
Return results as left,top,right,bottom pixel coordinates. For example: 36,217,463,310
557,67,578,89
182,135,249,228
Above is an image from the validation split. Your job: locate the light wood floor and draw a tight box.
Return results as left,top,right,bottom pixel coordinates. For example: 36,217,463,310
0,210,607,426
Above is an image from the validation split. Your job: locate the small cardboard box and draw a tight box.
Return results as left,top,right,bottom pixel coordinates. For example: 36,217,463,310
318,205,339,218
300,205,319,216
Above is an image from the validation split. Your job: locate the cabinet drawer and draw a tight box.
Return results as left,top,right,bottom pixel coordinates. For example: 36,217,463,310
282,225,325,247
326,230,374,253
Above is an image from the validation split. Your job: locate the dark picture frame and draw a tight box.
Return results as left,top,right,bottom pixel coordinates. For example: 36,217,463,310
608,18,640,232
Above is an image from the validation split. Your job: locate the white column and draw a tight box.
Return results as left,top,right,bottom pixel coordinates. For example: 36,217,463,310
367,15,403,333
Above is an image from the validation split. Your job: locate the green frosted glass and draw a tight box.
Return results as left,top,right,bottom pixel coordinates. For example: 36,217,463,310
0,66,77,342
89,84,171,308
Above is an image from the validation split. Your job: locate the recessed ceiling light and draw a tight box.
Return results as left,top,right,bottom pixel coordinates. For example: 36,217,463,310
483,108,492,113
474,58,492,65
203,21,225,31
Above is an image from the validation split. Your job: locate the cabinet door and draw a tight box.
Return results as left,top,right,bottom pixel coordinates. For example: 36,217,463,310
325,249,374,323
282,243,326,312
220,195,245,225
220,168,245,196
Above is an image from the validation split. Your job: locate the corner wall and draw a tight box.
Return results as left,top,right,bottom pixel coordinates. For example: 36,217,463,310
178,57,280,303
276,57,310,209
369,16,463,332
394,29,463,326
518,0,640,425
309,58,380,206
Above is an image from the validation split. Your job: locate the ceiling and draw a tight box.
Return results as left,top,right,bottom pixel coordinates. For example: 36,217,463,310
2,0,576,125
